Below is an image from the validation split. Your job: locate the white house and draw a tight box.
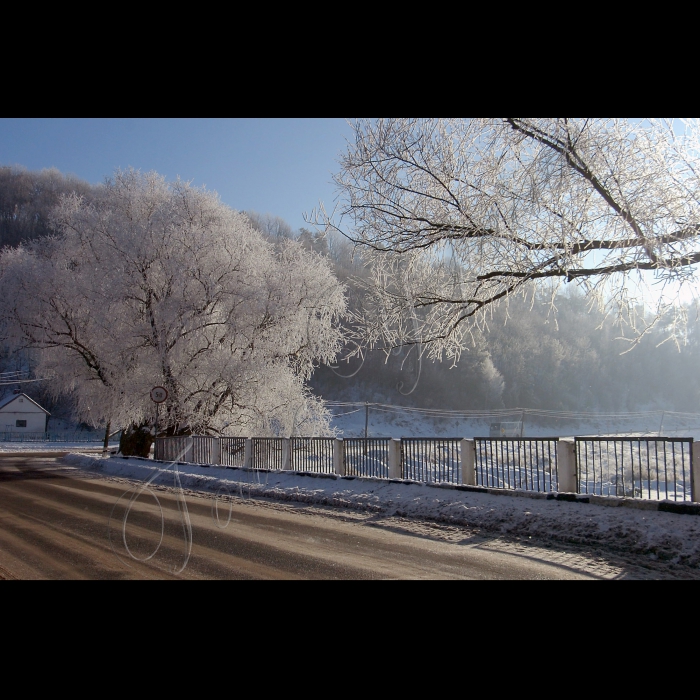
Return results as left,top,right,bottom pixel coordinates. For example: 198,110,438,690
0,393,50,433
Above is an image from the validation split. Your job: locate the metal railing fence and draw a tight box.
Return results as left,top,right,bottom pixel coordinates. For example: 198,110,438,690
576,437,693,501
220,437,246,467
150,434,699,504
191,436,217,465
343,438,390,478
251,438,284,470
154,435,192,462
291,437,334,473
400,438,461,484
475,438,559,492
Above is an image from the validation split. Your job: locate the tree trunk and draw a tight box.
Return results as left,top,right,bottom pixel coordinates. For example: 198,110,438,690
102,421,111,456
118,423,153,458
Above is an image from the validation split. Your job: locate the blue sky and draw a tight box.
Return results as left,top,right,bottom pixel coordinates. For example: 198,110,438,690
0,118,355,233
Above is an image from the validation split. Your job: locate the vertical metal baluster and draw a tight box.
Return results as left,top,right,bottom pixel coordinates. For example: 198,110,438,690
480,440,485,486
681,440,688,501
644,440,650,499
500,438,506,488
486,439,492,487
484,440,489,487
477,440,482,486
501,438,515,488
631,439,637,498
517,439,523,490
646,440,652,500
672,440,678,501
654,439,659,499
412,440,416,481
494,439,499,488
456,439,460,484
622,440,628,498
495,438,499,488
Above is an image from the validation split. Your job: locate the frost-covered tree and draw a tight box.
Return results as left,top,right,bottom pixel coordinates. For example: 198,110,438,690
0,169,346,447
317,118,700,362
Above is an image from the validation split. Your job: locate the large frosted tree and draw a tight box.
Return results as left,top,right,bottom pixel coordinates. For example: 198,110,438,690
318,118,700,362
0,169,346,445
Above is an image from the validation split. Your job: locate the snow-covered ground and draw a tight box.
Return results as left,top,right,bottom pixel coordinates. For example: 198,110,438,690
328,404,700,440
0,441,104,452
62,451,700,575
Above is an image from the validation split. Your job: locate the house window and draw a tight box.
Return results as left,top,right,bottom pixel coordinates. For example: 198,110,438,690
16,420,27,428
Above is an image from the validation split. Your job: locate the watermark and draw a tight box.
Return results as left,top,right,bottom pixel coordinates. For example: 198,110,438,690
109,448,271,575
108,445,193,574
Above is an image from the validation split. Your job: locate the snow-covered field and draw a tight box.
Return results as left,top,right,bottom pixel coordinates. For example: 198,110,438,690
62,451,700,575
328,404,700,440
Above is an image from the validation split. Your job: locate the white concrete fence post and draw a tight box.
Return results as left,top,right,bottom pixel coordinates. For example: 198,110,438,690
460,438,475,486
388,439,402,479
244,438,252,469
212,438,221,466
282,438,292,470
691,440,700,502
557,438,577,493
334,438,345,476
185,436,194,463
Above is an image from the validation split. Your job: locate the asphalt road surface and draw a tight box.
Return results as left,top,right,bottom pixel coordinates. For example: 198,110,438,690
0,451,676,579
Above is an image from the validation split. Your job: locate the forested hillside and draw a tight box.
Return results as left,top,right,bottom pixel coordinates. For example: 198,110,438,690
0,166,98,248
296,223,700,414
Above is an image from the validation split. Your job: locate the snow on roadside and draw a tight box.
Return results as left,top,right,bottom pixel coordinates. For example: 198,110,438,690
63,452,700,569
0,442,103,452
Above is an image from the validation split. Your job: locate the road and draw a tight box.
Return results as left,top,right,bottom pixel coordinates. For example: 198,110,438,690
0,451,669,579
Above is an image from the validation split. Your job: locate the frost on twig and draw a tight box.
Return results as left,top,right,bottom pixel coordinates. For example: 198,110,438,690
313,118,700,358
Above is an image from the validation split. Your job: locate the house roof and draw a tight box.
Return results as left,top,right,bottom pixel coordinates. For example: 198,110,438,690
0,392,51,415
